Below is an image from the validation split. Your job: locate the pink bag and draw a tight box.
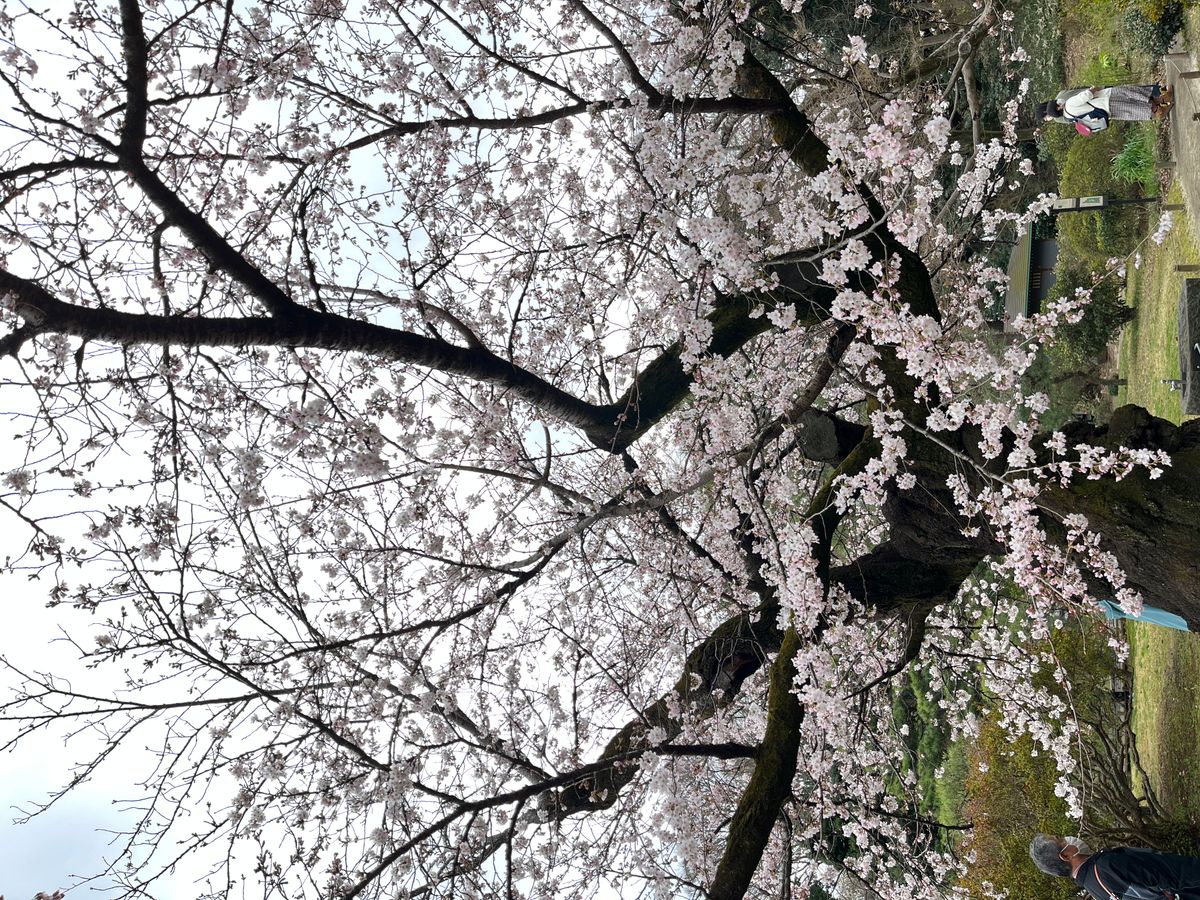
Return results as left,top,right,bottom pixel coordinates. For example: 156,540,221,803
1075,121,1093,136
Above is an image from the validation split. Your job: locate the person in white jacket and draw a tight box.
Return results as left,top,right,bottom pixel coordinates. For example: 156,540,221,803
1037,83,1171,125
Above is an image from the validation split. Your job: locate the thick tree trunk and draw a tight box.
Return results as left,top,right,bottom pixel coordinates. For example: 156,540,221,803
1043,405,1200,625
826,405,1200,625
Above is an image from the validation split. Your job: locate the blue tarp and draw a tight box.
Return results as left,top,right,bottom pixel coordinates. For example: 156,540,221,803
1097,598,1190,632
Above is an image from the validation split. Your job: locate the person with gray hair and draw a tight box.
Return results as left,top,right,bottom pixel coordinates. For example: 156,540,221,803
1030,833,1200,898
1029,833,1078,877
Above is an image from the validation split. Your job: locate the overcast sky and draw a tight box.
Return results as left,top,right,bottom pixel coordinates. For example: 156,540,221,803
0,568,137,899
0,359,202,899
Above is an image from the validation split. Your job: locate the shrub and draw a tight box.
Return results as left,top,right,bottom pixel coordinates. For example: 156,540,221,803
1122,2,1185,57
1058,124,1148,265
891,665,956,820
936,738,970,828
1110,126,1157,190
1098,206,1148,254
1046,265,1136,364
1037,124,1074,169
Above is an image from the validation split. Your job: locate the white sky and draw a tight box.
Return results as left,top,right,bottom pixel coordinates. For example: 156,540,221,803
0,566,142,899
0,516,249,898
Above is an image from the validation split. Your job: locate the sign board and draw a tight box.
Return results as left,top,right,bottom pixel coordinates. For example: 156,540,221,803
1078,195,1106,208
1051,198,1078,211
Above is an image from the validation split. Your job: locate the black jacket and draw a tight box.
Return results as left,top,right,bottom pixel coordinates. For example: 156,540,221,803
1075,848,1200,900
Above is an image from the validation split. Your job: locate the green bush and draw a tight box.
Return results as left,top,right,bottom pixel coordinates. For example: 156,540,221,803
1038,124,1075,169
1122,2,1185,56
1136,0,1179,23
1023,348,1091,428
1057,124,1149,265
1099,206,1149,254
892,667,953,812
936,738,970,828
1046,265,1136,364
887,660,973,853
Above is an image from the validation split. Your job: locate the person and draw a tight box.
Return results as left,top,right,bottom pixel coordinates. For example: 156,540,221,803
1030,833,1200,898
1037,83,1172,125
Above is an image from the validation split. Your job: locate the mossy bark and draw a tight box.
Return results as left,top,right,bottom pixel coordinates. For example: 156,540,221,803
707,625,804,900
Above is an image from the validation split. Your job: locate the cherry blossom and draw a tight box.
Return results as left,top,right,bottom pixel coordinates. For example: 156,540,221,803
0,1,1185,898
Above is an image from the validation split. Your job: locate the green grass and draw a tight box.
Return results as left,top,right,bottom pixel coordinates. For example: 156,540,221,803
1117,178,1200,834
936,737,969,827
1062,19,1156,86
1116,181,1199,416
1075,48,1156,85
1128,622,1200,831
1188,6,1200,58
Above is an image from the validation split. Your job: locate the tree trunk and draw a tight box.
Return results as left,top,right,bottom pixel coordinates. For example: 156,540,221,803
1042,406,1200,624
836,405,1200,627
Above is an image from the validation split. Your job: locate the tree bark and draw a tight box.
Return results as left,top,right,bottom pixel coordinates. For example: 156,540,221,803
707,625,804,900
1042,405,1200,625
834,405,1200,626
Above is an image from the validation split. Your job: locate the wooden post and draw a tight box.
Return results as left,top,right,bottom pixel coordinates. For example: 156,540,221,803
1176,265,1200,273
1181,71,1200,80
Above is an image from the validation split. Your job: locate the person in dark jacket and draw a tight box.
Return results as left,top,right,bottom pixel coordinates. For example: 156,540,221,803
1030,833,1200,899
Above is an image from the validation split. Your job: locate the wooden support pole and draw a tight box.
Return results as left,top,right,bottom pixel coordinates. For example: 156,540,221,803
1176,265,1200,273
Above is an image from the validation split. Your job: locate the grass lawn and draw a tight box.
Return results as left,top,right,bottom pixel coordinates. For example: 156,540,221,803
1115,182,1199,416
1128,623,1200,830
1116,178,1200,831
1187,7,1200,59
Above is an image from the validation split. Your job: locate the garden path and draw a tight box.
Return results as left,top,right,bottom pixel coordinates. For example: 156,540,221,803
1166,50,1200,222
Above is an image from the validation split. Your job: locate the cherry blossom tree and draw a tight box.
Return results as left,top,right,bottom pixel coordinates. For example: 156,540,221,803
0,1,1189,898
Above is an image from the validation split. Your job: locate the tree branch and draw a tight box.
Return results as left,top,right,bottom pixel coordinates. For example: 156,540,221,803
891,0,997,88
0,266,853,454
337,94,789,155
707,624,803,900
554,433,878,818
0,269,614,434
569,0,663,101
118,0,149,157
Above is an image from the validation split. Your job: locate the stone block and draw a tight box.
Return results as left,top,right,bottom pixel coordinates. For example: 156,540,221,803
1177,279,1200,414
